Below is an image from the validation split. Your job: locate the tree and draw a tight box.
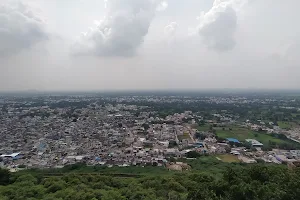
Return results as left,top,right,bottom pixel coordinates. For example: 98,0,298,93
1,158,300,200
216,136,226,143
198,121,205,126
244,141,252,149
142,123,150,131
262,146,272,151
187,188,217,200
168,141,178,148
212,129,217,135
169,157,176,162
186,151,201,158
195,132,206,140
225,146,231,153
0,168,10,185
250,147,257,152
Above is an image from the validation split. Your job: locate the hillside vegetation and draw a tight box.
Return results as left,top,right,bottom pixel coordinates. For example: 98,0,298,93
1,159,300,200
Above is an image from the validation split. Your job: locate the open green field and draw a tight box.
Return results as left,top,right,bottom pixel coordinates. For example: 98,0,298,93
178,132,191,141
198,124,300,148
197,124,211,131
217,154,240,163
215,127,284,144
278,121,292,129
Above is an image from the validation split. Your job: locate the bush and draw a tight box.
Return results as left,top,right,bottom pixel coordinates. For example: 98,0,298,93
0,169,10,185
186,151,201,158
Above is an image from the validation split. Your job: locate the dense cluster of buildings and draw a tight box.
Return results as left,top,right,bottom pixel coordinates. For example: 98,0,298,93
0,96,207,170
1,94,300,171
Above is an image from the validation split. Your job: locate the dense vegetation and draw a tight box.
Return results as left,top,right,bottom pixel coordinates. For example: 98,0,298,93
1,157,300,200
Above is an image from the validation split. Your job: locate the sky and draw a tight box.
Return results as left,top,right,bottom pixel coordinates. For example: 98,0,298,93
0,0,300,91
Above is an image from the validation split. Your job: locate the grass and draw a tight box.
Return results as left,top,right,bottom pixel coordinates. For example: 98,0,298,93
217,154,240,163
178,132,191,141
278,121,292,129
197,124,211,131
291,113,300,118
197,124,300,148
215,126,300,147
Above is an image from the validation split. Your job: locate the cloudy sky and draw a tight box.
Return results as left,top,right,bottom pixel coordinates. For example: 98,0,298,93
0,0,299,91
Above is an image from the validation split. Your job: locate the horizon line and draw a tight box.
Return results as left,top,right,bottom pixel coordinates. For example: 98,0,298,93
1,88,300,94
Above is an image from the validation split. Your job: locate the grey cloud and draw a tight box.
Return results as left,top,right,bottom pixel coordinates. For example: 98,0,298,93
0,1,47,56
72,0,168,57
197,0,245,52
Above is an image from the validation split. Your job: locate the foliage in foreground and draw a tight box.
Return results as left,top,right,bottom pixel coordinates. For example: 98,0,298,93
1,163,300,200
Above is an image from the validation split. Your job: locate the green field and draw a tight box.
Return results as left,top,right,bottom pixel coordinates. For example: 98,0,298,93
198,124,300,148
291,113,300,117
217,154,240,163
215,127,284,145
178,132,191,141
278,121,292,129
197,124,211,131
197,125,285,144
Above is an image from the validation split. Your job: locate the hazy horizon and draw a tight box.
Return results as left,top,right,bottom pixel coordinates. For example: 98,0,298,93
1,0,300,91
2,88,300,94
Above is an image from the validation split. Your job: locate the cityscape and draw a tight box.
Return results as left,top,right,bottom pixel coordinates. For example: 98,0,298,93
1,0,300,199
2,92,300,171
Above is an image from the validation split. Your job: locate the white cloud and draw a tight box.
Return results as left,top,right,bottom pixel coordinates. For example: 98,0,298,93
197,0,246,52
0,0,47,56
72,0,168,57
164,22,177,37
156,1,168,11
